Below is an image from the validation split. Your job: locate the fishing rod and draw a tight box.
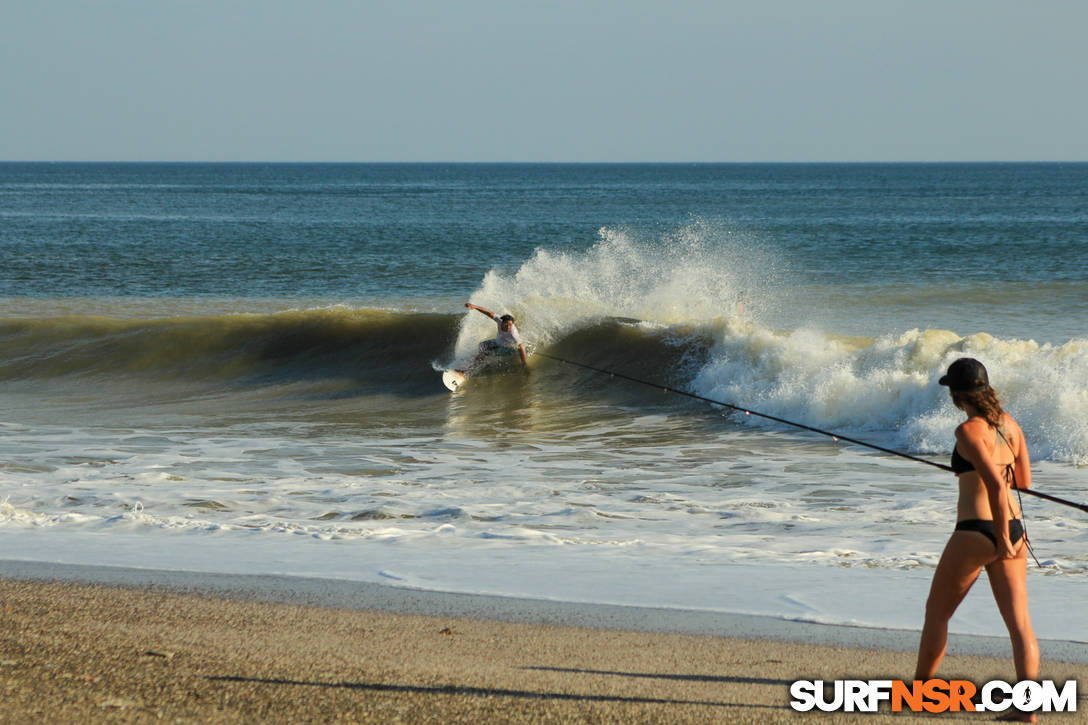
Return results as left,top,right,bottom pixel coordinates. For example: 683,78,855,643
537,351,1088,514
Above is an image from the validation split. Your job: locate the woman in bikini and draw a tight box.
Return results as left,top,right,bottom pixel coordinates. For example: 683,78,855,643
916,357,1038,722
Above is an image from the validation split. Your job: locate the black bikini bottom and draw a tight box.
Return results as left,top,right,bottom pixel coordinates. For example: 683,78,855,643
954,518,1024,548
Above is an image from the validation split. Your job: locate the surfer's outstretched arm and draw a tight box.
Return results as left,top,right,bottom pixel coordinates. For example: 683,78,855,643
465,302,497,320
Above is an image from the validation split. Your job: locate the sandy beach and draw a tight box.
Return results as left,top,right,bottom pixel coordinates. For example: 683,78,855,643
1,575,1084,724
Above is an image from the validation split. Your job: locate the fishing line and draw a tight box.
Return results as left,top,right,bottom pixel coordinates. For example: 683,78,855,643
537,351,1088,515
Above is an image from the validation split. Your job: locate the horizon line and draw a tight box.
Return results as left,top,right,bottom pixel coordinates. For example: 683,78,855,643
3,159,1087,165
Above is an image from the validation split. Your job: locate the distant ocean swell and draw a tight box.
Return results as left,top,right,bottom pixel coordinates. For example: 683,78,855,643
3,307,1085,464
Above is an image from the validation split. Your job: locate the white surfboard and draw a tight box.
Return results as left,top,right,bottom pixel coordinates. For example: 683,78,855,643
442,369,467,392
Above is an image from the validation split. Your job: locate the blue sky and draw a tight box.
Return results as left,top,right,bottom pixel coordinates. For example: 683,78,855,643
3,0,1086,162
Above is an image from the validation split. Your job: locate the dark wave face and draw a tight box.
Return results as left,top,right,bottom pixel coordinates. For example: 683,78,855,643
0,309,455,391
0,309,712,400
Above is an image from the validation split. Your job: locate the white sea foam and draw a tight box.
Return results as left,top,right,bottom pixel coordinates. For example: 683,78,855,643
2,380,1086,642
692,324,1088,464
461,222,1088,464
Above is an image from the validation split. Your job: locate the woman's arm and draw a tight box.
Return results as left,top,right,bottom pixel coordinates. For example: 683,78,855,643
1010,419,1032,491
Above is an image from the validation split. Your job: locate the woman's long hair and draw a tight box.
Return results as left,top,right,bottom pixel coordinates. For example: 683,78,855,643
951,386,1005,428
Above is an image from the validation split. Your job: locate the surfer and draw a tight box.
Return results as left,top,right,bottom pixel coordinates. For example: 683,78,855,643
464,303,529,368
915,358,1038,721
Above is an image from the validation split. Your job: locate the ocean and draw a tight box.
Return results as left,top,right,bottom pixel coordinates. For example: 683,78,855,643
1,162,1086,645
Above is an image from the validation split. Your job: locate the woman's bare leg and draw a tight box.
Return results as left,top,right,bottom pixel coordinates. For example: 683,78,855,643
915,532,995,680
986,551,1038,722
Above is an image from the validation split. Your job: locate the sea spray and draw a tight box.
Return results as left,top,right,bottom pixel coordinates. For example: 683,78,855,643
456,221,782,360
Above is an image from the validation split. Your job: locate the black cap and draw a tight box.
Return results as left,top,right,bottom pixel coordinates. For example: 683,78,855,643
500,314,514,323
939,357,989,392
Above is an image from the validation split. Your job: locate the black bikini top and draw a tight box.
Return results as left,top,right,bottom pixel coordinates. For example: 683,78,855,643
951,425,1012,476
950,445,975,474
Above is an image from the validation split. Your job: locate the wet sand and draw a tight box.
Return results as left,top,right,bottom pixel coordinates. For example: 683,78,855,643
2,576,1086,723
